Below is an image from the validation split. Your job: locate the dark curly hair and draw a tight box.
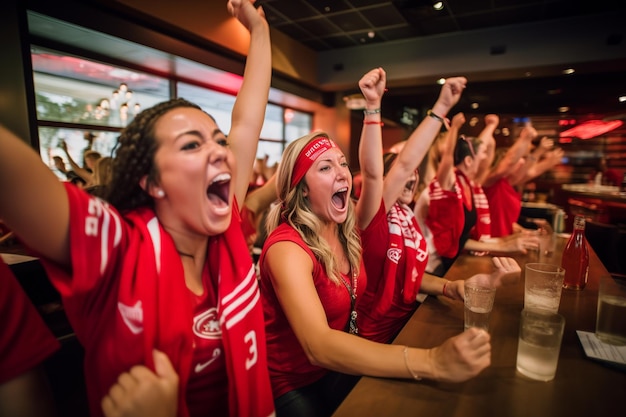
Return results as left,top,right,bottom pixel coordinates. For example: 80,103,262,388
104,98,202,212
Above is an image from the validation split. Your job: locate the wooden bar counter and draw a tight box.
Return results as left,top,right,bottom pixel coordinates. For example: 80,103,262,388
333,236,625,417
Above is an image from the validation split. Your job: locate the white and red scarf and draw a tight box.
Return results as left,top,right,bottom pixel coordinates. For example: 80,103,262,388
426,170,491,258
373,202,426,316
123,207,275,417
38,185,274,417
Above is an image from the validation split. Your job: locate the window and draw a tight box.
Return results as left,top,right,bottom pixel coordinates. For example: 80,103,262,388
31,46,312,178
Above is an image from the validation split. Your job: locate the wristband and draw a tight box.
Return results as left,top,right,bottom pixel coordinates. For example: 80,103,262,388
363,108,381,116
427,109,445,123
363,121,384,126
442,280,449,297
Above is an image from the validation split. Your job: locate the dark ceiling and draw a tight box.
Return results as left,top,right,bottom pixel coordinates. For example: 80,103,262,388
259,0,626,118
261,0,620,51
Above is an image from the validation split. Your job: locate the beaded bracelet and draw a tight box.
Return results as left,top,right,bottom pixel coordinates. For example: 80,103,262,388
427,109,445,123
363,108,381,116
403,346,421,380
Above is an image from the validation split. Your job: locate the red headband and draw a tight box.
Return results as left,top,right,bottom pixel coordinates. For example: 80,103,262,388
290,136,337,188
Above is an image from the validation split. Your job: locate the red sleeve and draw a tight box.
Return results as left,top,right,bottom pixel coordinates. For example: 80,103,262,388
38,183,127,339
0,260,60,384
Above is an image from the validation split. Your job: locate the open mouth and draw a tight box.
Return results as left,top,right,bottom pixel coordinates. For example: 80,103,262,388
207,172,231,207
332,187,348,209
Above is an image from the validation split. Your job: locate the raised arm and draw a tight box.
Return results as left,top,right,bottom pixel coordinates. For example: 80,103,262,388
225,0,272,206
383,77,467,206
473,114,499,186
509,137,561,186
435,112,466,190
0,125,70,265
355,67,386,230
482,124,537,188
60,141,93,184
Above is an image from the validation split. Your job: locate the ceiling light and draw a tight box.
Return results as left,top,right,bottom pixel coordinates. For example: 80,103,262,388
433,2,444,11
558,106,570,113
436,78,446,85
619,96,626,103
471,102,479,109
367,31,375,39
562,68,575,75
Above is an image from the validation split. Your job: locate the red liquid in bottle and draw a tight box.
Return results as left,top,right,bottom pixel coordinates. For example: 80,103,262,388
561,215,589,290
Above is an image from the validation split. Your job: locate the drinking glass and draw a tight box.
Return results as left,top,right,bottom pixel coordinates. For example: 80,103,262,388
516,308,565,381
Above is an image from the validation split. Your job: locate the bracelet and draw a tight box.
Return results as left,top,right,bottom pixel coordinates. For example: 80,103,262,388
363,108,381,116
427,109,445,124
442,280,450,297
363,121,384,126
403,346,421,381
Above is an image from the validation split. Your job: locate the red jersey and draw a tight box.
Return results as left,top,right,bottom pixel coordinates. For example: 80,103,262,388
36,183,273,417
259,223,366,399
426,170,491,258
358,201,428,343
0,258,60,384
483,178,521,237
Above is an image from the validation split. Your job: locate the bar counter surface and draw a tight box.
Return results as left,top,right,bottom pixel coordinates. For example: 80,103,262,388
332,236,625,417
561,183,626,204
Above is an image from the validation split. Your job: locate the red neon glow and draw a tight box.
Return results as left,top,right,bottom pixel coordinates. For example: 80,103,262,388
558,119,577,126
559,120,623,140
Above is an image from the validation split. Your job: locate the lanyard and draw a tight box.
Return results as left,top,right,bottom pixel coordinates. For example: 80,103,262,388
340,270,358,335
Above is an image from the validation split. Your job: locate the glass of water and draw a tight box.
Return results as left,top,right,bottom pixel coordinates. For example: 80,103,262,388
516,308,565,381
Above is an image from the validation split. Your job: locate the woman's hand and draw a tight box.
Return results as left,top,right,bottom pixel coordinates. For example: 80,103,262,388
490,256,521,286
101,350,179,417
358,67,387,108
428,328,491,382
433,77,467,114
227,0,266,32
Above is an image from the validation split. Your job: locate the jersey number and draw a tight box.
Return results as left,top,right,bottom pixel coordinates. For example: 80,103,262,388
244,330,258,370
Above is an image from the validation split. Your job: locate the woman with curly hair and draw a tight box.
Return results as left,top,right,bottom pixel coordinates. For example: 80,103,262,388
0,1,273,416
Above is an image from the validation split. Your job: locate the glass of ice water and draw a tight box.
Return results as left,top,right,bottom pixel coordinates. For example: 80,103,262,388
524,263,565,313
516,308,565,381
596,275,626,345
464,280,496,332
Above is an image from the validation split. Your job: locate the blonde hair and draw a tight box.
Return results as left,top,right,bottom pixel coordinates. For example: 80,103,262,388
93,156,113,186
265,131,361,284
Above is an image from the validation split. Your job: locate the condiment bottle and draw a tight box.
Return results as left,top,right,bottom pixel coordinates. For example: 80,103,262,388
561,215,589,290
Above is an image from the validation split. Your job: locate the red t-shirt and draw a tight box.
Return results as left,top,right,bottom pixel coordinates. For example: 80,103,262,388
358,202,428,343
37,184,270,417
0,259,60,384
185,268,228,417
259,223,366,399
483,178,521,237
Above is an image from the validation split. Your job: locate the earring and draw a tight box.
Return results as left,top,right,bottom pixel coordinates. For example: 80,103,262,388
156,189,165,198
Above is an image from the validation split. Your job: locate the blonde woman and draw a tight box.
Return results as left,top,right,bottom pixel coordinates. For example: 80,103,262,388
259,126,497,416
